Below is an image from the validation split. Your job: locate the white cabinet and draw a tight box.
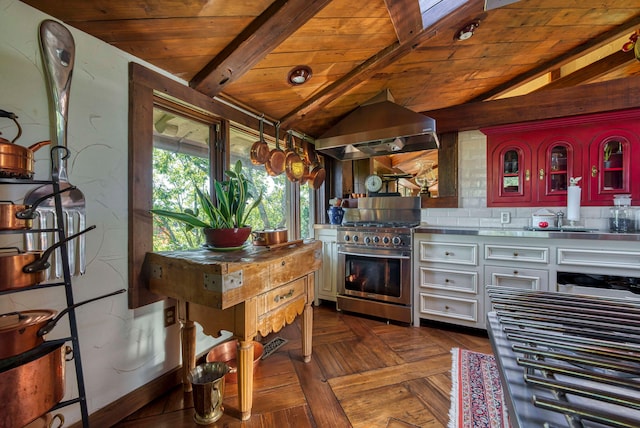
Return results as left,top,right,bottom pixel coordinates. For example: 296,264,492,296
414,234,483,329
483,241,550,306
314,227,338,304
414,229,640,331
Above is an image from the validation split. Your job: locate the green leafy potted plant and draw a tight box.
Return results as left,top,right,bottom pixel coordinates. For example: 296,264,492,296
151,160,262,248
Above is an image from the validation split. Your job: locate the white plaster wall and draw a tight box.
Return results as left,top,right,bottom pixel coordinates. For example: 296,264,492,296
421,130,612,231
0,1,227,424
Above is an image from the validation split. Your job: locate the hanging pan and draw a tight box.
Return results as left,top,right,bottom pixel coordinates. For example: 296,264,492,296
249,117,269,165
265,122,285,176
304,142,326,189
284,132,305,183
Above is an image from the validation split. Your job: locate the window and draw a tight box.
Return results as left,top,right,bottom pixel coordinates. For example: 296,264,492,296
152,106,216,251
129,63,315,308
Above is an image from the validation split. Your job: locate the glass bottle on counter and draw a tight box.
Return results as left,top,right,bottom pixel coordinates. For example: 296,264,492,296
609,194,635,233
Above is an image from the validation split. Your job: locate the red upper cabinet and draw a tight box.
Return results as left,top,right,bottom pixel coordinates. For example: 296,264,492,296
486,139,532,206
536,136,581,205
587,128,639,204
483,109,640,207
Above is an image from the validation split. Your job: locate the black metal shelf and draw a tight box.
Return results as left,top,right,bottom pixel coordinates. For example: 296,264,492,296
1,175,90,427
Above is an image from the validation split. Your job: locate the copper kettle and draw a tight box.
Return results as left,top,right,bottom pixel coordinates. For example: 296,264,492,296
0,109,50,178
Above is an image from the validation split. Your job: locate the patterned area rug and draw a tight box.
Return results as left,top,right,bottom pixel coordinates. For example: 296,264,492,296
449,348,511,428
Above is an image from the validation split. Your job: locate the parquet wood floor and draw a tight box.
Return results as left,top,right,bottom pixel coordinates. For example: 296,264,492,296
113,303,492,427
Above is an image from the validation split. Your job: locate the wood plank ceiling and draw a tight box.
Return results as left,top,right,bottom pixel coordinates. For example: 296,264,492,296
20,0,640,139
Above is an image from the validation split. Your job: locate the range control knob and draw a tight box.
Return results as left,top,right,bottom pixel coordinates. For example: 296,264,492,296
352,235,359,243
373,236,380,243
343,234,350,242
364,236,372,245
392,236,402,246
382,236,390,244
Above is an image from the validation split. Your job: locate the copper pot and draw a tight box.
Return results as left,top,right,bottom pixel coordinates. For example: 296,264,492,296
301,141,325,189
284,133,305,182
0,310,56,360
0,186,76,230
0,225,95,292
249,118,269,166
0,341,68,428
265,124,285,176
0,110,50,179
0,247,47,290
251,228,288,246
205,339,263,383
0,289,125,360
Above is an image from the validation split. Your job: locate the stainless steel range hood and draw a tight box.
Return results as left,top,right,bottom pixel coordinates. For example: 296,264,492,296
314,90,439,161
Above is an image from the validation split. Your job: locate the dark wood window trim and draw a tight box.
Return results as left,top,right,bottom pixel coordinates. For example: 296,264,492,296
128,63,260,308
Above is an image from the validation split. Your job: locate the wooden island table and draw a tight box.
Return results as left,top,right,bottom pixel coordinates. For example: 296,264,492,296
144,240,322,420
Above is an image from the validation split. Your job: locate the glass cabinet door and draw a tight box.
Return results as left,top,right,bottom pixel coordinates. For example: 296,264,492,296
548,145,568,192
502,149,521,194
601,138,625,191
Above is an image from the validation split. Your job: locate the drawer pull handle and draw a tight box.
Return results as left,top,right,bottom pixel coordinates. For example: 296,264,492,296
513,270,519,275
274,289,294,303
445,251,452,256
445,278,450,283
445,305,450,310
513,252,519,257
281,260,286,266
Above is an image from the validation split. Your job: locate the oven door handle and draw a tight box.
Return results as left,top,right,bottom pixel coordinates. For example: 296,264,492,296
338,250,411,260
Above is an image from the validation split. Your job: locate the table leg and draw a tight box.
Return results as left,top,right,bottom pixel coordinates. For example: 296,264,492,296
181,318,196,392
302,300,313,363
237,340,254,421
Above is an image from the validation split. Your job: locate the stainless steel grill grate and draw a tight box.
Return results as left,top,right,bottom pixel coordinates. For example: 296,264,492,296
487,286,640,428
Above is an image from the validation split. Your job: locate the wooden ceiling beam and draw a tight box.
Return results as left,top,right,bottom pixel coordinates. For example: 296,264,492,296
537,50,636,91
426,74,640,134
469,13,640,102
189,0,331,96
383,0,423,43
279,0,484,130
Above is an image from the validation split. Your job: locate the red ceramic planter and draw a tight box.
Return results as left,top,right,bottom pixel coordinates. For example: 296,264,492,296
203,227,251,248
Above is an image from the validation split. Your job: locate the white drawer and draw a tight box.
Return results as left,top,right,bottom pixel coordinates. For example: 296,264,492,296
418,293,478,322
484,265,548,292
557,247,640,270
484,244,549,264
417,267,478,294
418,241,477,265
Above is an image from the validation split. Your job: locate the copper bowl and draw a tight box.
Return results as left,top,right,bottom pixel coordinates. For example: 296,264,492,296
206,340,263,383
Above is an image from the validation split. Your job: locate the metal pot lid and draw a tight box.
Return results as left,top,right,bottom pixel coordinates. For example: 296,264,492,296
0,310,56,332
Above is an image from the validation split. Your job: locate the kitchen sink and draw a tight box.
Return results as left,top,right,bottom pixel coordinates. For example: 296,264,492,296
524,227,596,232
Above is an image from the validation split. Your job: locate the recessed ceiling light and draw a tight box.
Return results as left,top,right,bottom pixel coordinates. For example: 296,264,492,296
287,66,312,85
455,21,480,41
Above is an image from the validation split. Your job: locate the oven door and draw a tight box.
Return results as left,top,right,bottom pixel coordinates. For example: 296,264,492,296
337,244,411,305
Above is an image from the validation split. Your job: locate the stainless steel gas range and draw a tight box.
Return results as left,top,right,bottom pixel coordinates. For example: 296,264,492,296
336,196,420,324
486,286,640,428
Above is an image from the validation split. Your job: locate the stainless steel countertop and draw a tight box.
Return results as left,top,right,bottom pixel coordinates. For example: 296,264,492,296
413,225,640,241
